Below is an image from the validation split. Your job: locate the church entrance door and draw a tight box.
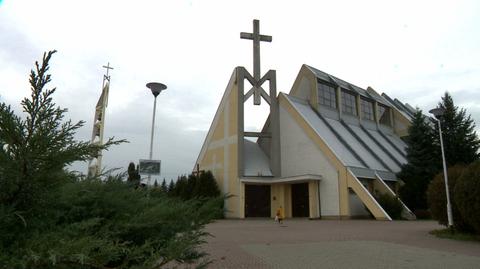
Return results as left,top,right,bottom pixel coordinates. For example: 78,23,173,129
292,183,309,217
245,184,271,217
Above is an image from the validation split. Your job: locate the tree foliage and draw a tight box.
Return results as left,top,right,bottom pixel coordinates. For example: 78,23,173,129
0,51,220,268
168,171,221,200
127,162,141,186
398,109,439,211
427,165,472,232
436,92,480,165
0,50,123,214
399,93,480,212
455,161,480,234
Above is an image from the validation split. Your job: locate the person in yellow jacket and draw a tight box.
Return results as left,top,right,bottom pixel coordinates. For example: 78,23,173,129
275,206,284,224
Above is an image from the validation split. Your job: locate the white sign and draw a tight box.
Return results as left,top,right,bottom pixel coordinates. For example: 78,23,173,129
139,159,161,175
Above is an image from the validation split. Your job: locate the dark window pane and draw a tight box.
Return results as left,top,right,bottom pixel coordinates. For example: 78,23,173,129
341,90,357,116
361,98,374,121
378,104,391,126
318,82,337,109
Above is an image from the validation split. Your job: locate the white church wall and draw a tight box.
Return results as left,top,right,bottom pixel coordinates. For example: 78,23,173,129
279,105,340,216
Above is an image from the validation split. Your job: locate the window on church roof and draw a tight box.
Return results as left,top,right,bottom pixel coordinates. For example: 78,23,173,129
318,82,337,109
360,98,374,121
341,90,357,116
378,104,391,126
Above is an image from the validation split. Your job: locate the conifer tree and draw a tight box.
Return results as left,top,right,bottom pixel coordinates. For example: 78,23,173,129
193,171,221,198
160,178,168,192
398,109,440,211
127,162,140,186
0,51,123,212
167,180,175,195
436,92,480,165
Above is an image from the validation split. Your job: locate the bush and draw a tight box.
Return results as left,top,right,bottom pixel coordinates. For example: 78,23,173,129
455,161,480,234
427,165,472,232
376,193,403,220
0,178,222,268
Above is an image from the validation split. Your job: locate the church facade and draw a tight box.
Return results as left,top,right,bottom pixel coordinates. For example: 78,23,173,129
194,20,415,220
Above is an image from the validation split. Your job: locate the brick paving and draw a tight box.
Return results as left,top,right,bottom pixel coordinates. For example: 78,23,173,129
201,219,480,268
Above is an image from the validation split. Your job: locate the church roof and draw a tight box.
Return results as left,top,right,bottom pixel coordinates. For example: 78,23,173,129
282,93,407,180
305,65,389,106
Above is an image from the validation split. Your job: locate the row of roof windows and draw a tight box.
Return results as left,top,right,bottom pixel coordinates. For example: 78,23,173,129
317,80,392,126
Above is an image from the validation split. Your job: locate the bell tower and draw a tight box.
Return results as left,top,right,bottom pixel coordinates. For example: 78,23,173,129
237,19,281,177
88,63,113,177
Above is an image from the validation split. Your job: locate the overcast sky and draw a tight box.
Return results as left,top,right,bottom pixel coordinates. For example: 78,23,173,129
1,0,479,181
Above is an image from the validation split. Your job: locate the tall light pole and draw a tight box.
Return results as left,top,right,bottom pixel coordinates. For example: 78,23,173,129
146,82,167,185
429,107,454,229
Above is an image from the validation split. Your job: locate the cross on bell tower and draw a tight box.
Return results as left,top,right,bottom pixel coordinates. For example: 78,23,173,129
236,19,281,177
88,62,114,177
240,19,273,105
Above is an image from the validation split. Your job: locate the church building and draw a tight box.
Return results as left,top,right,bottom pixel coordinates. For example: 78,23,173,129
194,20,415,220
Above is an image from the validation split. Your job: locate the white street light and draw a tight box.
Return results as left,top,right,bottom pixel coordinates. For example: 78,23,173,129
146,82,167,185
429,107,454,229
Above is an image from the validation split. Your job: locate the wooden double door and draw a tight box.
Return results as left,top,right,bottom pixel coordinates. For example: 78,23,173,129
245,184,271,217
292,183,309,218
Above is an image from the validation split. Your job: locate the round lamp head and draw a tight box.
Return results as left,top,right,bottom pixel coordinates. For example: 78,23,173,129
146,82,167,97
429,107,445,118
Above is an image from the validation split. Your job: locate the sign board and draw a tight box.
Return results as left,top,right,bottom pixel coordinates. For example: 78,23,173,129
139,159,161,175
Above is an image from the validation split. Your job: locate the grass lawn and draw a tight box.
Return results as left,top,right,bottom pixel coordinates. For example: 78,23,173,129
430,229,480,242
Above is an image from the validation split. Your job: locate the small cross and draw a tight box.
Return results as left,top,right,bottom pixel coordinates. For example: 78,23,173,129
102,62,114,78
192,163,205,177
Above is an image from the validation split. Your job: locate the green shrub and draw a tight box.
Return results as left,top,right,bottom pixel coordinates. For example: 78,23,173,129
376,193,403,220
1,178,222,268
455,161,480,234
427,165,472,232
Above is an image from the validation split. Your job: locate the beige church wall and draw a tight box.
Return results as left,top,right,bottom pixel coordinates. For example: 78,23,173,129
308,181,320,219
270,184,286,218
278,101,341,217
201,148,224,190
289,65,317,108
195,69,242,219
225,79,242,219
284,184,292,218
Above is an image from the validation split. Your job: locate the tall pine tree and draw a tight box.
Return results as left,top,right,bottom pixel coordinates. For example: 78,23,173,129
436,92,480,166
398,109,440,211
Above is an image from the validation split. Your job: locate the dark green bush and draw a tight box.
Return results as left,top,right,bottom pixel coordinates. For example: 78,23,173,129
376,193,403,220
455,161,480,234
0,178,222,268
427,165,472,232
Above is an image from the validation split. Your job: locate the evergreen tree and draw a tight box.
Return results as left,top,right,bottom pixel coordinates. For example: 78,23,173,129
398,109,440,211
174,175,189,199
167,180,175,195
185,174,197,200
0,51,123,212
153,179,158,188
436,92,480,165
127,162,140,186
193,171,221,198
160,178,168,192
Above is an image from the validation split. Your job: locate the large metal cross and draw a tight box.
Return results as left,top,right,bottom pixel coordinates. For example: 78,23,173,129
102,62,114,81
241,19,272,105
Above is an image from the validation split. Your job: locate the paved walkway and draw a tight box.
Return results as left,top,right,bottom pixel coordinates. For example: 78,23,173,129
202,219,480,268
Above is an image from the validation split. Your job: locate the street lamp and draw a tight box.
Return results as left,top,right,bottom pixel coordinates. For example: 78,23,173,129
146,82,167,185
429,107,453,229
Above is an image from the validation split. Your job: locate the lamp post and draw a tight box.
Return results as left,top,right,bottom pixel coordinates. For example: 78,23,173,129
429,107,453,229
146,82,167,185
